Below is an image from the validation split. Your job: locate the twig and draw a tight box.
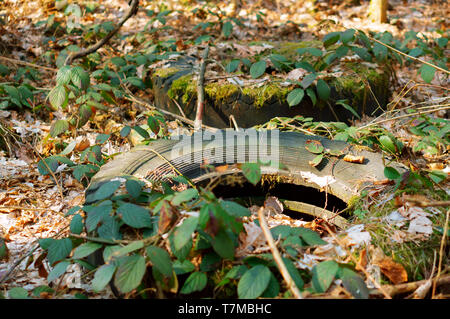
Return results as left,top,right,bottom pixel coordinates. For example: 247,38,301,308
170,97,187,119
229,115,239,131
358,104,450,130
369,274,450,298
64,0,140,65
194,45,210,131
364,33,450,75
257,207,303,299
0,56,57,72
323,224,392,299
432,208,449,298
281,200,349,229
124,95,218,132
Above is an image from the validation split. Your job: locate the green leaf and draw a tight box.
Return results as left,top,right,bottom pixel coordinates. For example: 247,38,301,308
126,77,146,89
250,60,266,79
72,242,102,259
47,260,70,282
336,100,360,119
147,116,160,135
84,203,112,232
351,46,372,61
92,264,116,292
428,170,446,184
0,64,10,76
120,126,132,137
56,65,72,84
125,178,143,198
338,267,369,299
173,260,195,275
306,88,317,106
117,202,152,229
340,29,355,44
226,59,240,73
211,229,235,260
379,135,397,154
174,216,198,251
312,260,339,293
384,166,401,180
316,79,330,100
48,85,67,109
282,257,304,289
70,214,84,234
237,265,271,299
8,287,29,299
297,47,323,57
219,200,251,217
93,180,121,201
309,154,324,167
323,32,341,47
50,119,69,137
305,139,324,154
261,271,280,298
287,88,305,107
146,246,173,277
47,238,73,265
297,227,327,246
420,64,436,83
300,73,317,89
171,188,199,206
222,21,233,37
180,272,207,294
114,255,146,294
132,125,150,139
70,66,90,90
241,162,261,185
95,133,110,144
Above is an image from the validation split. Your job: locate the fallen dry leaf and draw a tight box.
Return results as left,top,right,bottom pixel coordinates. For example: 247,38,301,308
343,154,364,164
372,247,408,284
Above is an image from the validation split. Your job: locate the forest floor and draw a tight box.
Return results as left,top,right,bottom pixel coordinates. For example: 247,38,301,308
0,0,448,299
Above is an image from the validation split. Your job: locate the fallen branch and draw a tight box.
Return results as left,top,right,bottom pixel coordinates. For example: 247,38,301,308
369,274,450,298
124,95,218,132
281,200,349,229
64,0,140,65
0,56,57,72
194,45,210,131
432,208,449,297
257,207,303,299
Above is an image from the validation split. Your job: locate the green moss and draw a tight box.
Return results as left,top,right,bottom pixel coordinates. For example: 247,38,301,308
242,84,290,108
152,67,180,79
272,41,322,60
329,62,389,109
167,74,196,103
205,83,239,102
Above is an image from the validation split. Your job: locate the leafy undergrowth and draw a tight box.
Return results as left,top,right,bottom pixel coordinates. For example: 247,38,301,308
0,0,448,299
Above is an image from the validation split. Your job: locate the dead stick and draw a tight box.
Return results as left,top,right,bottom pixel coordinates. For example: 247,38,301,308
124,96,218,132
0,56,57,72
64,0,140,65
370,274,450,297
194,45,209,131
365,34,450,75
432,208,449,297
257,207,303,299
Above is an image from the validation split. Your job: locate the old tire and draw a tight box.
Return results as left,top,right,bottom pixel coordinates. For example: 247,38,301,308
86,130,405,204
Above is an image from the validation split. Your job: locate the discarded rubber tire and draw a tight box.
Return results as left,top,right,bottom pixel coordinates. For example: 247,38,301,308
152,57,390,128
86,130,405,204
